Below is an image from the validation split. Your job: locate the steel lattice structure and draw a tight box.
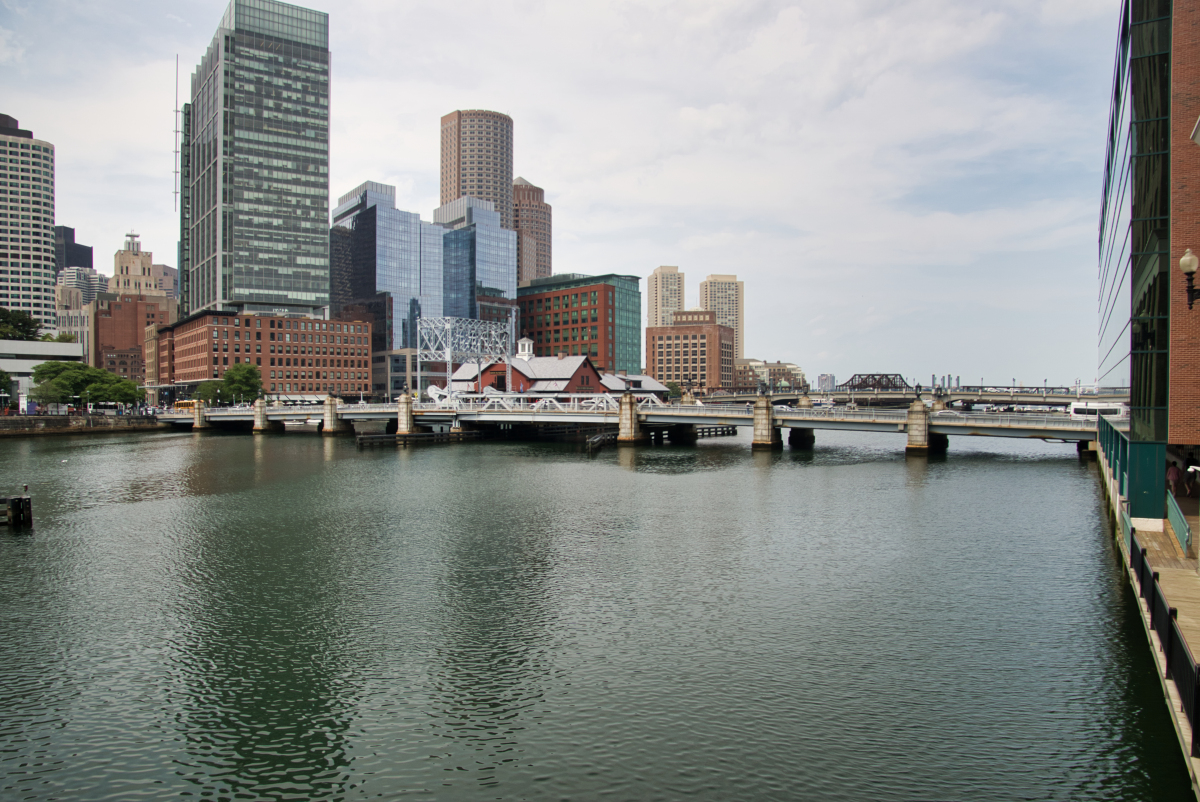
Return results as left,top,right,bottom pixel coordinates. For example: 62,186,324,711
416,317,514,397
836,374,911,392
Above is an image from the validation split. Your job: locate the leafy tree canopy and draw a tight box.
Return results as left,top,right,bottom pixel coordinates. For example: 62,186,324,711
665,381,682,397
194,381,222,405
0,308,40,341
222,363,262,403
85,378,141,405
39,332,78,343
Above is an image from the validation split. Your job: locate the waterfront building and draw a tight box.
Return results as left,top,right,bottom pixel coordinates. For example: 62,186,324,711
0,114,56,328
516,272,642,375
58,266,105,306
151,311,372,400
108,233,168,296
647,266,684,328
513,177,551,280
53,226,92,274
699,274,745,360
1097,0,1200,520
0,338,83,400
330,181,445,352
433,197,517,325
440,110,514,230
372,347,418,400
599,371,670,399
645,309,735,392
53,284,93,364
179,0,330,317
451,337,603,393
734,358,807,392
817,373,836,392
90,292,178,384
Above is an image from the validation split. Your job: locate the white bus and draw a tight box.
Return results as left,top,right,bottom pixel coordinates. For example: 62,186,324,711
1068,401,1129,420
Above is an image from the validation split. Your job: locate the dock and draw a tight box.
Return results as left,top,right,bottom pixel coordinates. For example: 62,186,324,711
356,430,483,448
1,495,32,527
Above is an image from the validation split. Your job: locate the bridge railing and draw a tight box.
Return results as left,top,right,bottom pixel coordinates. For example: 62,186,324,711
927,413,1097,431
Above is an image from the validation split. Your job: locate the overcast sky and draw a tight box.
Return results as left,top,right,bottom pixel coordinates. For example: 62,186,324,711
1,0,1118,386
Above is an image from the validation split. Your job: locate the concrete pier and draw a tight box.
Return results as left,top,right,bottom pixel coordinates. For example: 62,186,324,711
193,400,210,429
905,399,928,454
253,398,283,434
321,396,351,436
618,392,648,443
667,424,698,444
397,393,415,435
751,396,781,450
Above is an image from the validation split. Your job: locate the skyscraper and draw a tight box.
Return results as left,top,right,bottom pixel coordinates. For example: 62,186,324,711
513,176,551,280
180,0,330,317
699,274,745,359
108,232,167,296
647,265,684,328
53,226,93,274
433,197,518,325
440,110,514,230
0,114,56,327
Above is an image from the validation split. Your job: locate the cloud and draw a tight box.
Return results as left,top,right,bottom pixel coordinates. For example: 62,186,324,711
0,26,24,64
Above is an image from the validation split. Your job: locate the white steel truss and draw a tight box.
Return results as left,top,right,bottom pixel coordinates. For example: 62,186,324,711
416,317,514,397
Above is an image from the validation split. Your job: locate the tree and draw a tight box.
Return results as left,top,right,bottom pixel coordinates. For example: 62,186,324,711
31,363,111,400
665,381,682,398
86,378,141,405
222,363,262,403
39,332,78,343
194,381,222,405
0,308,40,341
29,379,68,405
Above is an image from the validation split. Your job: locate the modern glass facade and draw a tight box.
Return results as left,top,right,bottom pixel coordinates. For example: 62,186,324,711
433,197,517,324
330,181,445,350
180,0,330,317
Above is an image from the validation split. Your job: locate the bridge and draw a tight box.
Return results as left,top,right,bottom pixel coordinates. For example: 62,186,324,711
159,394,1101,453
710,386,1130,407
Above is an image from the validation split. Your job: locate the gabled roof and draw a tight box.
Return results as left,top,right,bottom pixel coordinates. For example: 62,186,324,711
452,354,595,383
600,373,669,393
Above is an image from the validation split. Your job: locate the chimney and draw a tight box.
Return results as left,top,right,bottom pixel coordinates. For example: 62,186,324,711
558,352,564,360
618,369,627,376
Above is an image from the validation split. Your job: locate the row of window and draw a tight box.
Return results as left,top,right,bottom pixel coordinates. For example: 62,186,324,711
521,290,605,313
530,326,611,344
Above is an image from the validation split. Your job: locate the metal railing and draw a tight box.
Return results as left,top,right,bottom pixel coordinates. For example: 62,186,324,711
1168,492,1193,556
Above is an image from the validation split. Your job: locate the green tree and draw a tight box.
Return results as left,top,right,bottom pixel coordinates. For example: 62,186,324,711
665,381,682,398
222,363,262,403
85,378,141,405
29,379,68,405
31,363,111,400
39,332,78,343
0,308,40,341
194,381,223,405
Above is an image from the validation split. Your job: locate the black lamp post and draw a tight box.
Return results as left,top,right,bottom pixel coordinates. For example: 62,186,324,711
1181,248,1200,309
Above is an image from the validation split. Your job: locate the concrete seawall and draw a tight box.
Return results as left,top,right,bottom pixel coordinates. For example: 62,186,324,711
0,415,169,438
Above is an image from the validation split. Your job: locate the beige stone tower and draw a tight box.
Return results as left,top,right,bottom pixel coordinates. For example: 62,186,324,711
109,232,166,296
647,265,685,328
513,177,551,280
699,273,744,359
440,110,514,229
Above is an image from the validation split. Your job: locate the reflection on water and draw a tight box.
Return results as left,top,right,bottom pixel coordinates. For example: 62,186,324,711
0,428,1193,801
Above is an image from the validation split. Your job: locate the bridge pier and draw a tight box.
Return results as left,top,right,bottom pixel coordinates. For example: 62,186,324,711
668,424,698,444
752,396,781,450
905,398,929,455
322,396,351,436
193,400,211,429
788,428,815,449
253,398,283,433
618,392,648,444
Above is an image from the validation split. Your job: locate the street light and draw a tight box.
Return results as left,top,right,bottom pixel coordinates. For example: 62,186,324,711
1180,248,1200,309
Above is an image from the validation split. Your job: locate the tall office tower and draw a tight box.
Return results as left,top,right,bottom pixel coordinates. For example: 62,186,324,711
53,226,93,274
108,232,167,296
440,110,514,230
331,181,446,351
150,264,179,298
0,114,56,327
433,196,517,323
58,266,104,306
180,0,330,317
699,273,745,359
647,265,684,328
513,177,551,280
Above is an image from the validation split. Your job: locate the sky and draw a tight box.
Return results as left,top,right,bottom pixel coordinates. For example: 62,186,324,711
0,0,1120,386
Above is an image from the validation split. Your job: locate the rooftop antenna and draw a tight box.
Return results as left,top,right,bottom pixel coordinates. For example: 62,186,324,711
173,54,180,212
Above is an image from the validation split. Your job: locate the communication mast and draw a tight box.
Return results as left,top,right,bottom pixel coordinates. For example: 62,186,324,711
173,55,180,212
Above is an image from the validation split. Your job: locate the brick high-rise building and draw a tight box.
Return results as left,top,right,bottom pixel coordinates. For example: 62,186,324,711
440,110,514,230
645,309,734,392
517,273,641,375
647,265,684,328
0,114,56,327
90,292,178,384
513,177,551,280
699,273,745,359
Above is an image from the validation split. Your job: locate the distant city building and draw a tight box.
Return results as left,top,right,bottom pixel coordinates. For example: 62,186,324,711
434,196,518,325
180,0,330,317
90,292,178,384
0,113,56,327
0,338,83,400
513,177,551,280
331,181,446,353
58,266,105,306
517,272,642,375
150,312,372,400
645,309,735,392
440,110,515,230
151,264,179,298
647,266,684,328
108,233,168,296
735,359,806,392
53,226,93,274
817,373,836,392
700,274,745,360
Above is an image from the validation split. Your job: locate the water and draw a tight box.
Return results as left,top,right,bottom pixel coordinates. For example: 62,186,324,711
0,428,1192,801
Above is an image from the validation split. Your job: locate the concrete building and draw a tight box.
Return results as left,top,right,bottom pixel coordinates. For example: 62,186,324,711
58,266,106,306
517,272,642,375
53,226,92,274
645,309,735,392
513,177,551,280
53,284,93,364
180,0,330,317
699,274,745,359
434,197,518,326
150,311,372,400
440,110,514,230
0,114,56,327
0,338,84,400
330,181,446,352
151,264,179,298
91,292,178,384
647,266,684,328
817,373,837,392
735,359,806,392
108,233,168,296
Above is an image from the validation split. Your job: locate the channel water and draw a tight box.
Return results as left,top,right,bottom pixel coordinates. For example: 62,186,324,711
0,428,1192,800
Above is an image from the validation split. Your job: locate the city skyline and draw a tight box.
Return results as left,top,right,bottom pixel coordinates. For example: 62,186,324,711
0,1,1115,382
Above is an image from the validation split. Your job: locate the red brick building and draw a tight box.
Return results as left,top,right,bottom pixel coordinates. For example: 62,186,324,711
150,312,373,399
91,292,178,384
517,273,642,376
452,339,603,394
645,310,734,393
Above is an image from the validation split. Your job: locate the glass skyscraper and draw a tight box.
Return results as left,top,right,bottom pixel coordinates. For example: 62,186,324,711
433,197,517,324
180,0,330,317
330,182,445,350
